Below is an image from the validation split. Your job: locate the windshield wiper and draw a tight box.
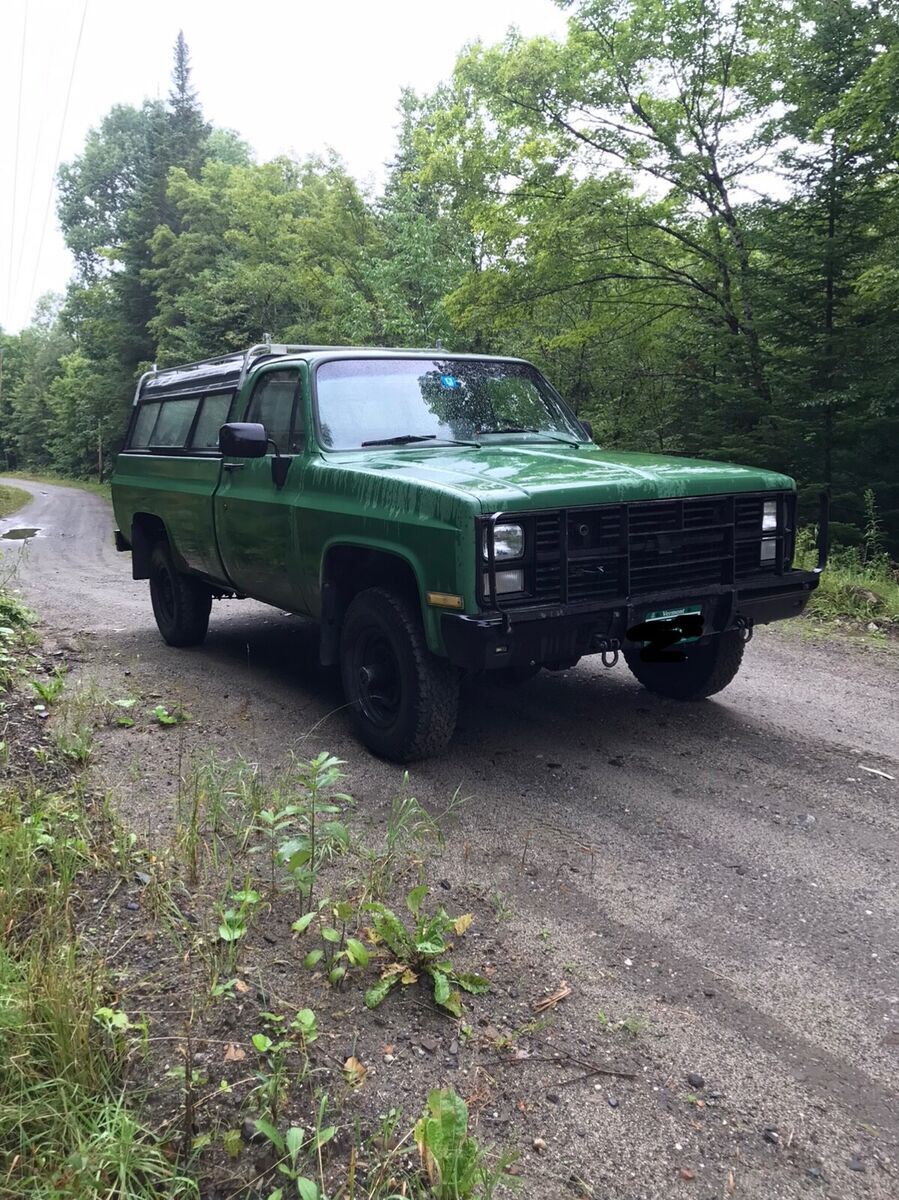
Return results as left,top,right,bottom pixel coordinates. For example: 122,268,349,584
361,434,437,447
360,434,481,448
479,426,580,446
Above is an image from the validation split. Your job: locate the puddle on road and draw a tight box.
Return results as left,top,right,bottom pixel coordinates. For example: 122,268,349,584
1,527,41,540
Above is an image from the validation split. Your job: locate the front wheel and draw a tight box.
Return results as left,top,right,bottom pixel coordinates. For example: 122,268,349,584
149,542,212,647
340,587,460,761
623,629,745,700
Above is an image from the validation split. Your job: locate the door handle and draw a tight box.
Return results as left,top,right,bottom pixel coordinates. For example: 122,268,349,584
223,462,244,472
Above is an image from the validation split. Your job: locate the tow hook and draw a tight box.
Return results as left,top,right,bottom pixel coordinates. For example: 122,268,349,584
592,635,621,668
735,616,754,643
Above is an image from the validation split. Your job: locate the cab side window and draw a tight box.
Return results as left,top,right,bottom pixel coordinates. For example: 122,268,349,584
190,392,234,450
246,370,302,453
142,397,200,450
130,402,161,449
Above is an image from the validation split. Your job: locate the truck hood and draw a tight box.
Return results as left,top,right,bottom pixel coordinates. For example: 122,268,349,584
326,443,793,512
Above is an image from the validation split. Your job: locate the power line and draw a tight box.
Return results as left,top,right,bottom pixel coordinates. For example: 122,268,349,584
25,0,89,324
12,51,48,319
5,1,28,324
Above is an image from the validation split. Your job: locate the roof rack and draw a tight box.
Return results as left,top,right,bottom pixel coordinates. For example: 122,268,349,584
132,342,331,405
131,340,471,405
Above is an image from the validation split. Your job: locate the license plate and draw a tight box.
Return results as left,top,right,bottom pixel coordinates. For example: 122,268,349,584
643,605,702,644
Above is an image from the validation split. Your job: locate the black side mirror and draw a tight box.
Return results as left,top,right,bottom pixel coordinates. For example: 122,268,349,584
580,419,594,442
219,422,267,458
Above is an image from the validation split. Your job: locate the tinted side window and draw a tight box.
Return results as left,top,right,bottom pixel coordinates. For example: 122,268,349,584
130,402,161,449
246,370,301,453
148,398,200,448
190,392,233,450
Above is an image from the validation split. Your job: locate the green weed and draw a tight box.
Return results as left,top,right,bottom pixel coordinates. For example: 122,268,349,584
363,886,489,1016
414,1088,517,1199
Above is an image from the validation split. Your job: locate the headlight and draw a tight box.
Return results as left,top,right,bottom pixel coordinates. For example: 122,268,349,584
762,500,778,531
483,568,525,597
483,522,524,560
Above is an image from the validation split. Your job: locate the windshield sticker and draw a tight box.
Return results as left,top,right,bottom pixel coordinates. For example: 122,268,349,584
439,374,462,390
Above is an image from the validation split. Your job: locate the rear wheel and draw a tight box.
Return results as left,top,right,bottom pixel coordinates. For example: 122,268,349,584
340,587,460,761
624,629,745,700
149,542,212,647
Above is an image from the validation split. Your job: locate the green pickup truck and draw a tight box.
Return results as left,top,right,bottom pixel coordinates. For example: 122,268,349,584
111,343,827,761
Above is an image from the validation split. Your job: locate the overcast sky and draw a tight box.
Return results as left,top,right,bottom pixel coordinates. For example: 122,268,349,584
1,0,568,334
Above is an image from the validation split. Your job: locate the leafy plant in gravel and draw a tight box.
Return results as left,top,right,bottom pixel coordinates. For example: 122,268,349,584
152,702,191,726
30,667,66,705
216,881,261,973
254,1091,336,1200
249,753,350,906
292,898,369,988
111,696,138,727
363,886,489,1016
251,1009,319,1123
414,1088,517,1199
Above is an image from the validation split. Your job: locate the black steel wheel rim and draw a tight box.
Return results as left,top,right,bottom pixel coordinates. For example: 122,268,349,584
353,630,402,729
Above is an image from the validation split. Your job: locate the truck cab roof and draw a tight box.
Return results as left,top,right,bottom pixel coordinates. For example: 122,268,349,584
137,343,528,402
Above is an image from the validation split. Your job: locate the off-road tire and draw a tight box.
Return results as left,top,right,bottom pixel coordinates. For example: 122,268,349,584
149,542,212,647
340,587,460,761
624,629,745,700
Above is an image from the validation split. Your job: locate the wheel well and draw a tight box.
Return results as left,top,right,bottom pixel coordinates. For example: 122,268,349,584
130,513,168,580
320,545,421,666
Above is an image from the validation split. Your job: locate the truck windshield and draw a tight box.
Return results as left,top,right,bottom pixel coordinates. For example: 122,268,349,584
315,358,584,450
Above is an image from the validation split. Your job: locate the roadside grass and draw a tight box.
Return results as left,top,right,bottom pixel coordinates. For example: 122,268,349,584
1,604,521,1199
795,528,899,632
0,469,110,499
0,482,31,519
0,619,196,1197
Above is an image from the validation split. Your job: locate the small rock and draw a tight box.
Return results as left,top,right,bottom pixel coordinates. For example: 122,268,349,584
125,901,139,911
532,1137,547,1153
449,1039,459,1056
679,1167,695,1180
847,1157,865,1173
763,1128,779,1145
806,1167,823,1181
545,1092,560,1104
240,1118,265,1145
607,1096,619,1109
439,879,451,890
702,987,716,998
419,1035,439,1053
803,814,816,827
686,1072,705,1089
383,1054,395,1064
134,871,151,886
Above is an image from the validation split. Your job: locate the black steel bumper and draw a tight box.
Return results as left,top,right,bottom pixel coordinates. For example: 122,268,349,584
441,570,820,671
443,492,830,672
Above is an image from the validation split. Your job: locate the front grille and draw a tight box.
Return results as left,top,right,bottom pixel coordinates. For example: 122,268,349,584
490,492,793,609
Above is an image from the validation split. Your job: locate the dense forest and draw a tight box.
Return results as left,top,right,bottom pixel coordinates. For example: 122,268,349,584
1,1,897,551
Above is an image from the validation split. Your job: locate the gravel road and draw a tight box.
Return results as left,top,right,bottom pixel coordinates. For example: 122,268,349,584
3,477,897,1198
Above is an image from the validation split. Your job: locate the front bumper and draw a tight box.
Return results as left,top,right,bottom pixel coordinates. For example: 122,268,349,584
445,489,830,672
441,569,822,671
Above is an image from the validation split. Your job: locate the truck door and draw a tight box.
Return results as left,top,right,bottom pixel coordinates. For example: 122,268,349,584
214,366,305,610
